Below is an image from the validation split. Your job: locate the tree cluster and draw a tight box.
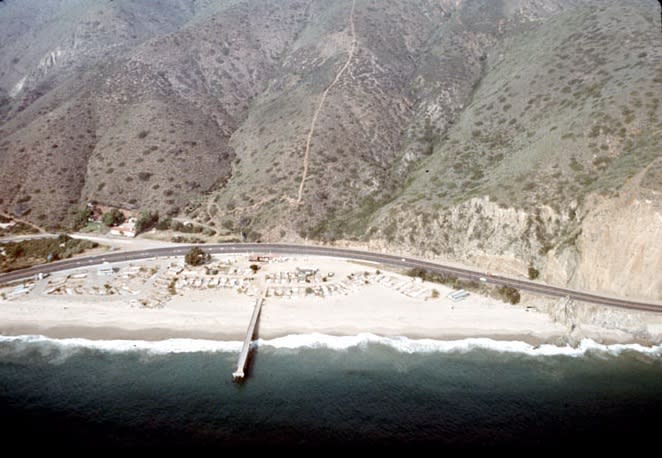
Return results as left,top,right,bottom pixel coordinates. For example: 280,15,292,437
184,246,210,266
102,208,125,227
497,286,521,305
135,210,159,234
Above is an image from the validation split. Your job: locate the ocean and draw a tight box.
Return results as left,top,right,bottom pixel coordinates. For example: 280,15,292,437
1,334,661,450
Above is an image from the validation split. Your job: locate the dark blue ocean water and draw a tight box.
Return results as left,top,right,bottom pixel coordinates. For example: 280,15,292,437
1,335,661,450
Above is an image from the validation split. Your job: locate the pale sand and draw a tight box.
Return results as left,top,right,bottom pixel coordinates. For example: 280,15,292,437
0,255,641,344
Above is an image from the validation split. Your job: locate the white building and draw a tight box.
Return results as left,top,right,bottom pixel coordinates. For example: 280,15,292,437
110,217,137,237
447,289,469,302
98,263,114,276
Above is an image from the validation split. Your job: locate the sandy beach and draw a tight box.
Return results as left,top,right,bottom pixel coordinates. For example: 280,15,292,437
1,255,659,345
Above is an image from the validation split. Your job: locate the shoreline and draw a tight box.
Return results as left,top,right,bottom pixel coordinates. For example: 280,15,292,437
2,255,661,348
0,323,652,348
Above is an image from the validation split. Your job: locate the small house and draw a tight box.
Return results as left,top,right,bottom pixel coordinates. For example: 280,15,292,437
249,254,272,262
110,217,137,237
98,263,115,276
296,267,318,282
447,289,469,302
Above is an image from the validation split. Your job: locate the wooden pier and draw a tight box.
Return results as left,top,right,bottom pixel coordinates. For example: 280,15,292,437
233,290,267,381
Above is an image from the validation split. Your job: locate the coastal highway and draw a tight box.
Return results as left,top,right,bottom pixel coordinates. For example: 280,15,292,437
1,243,660,313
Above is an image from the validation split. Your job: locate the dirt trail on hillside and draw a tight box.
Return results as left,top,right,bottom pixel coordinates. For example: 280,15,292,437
0,211,46,234
204,0,357,221
296,0,357,204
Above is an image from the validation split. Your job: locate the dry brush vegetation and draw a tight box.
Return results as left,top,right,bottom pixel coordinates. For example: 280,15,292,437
0,0,660,296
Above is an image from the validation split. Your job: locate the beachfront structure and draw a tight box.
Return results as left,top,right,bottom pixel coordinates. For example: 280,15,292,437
98,264,115,276
7,284,31,299
233,290,267,381
447,289,469,302
249,254,272,262
297,267,318,274
296,267,319,281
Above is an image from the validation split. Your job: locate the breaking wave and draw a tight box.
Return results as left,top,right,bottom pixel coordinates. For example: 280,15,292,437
256,333,662,357
1,333,661,360
0,335,242,361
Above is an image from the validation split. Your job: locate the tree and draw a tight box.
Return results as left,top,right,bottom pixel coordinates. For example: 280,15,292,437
155,216,172,230
5,243,24,260
184,246,210,266
168,278,177,295
249,264,260,274
102,208,125,227
498,286,521,305
72,207,90,230
528,266,540,280
135,210,159,234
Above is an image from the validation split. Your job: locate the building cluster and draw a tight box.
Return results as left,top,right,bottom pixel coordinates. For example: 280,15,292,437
86,202,137,237
348,272,436,299
263,269,438,300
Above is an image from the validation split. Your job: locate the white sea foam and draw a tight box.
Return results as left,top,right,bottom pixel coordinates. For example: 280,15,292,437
0,333,660,358
0,335,243,355
256,333,662,357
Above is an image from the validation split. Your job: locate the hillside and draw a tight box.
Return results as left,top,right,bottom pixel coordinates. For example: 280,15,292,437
366,1,662,299
0,0,660,299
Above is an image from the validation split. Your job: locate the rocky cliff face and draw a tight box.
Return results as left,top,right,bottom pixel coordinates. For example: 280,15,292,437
365,176,662,301
542,295,662,344
572,166,662,299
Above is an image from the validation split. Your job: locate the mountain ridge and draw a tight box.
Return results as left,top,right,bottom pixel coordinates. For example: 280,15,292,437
0,0,660,299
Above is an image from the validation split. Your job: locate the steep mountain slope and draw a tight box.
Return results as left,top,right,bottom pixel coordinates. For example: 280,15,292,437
0,0,208,118
200,0,454,239
365,1,662,299
0,0,307,223
0,0,660,299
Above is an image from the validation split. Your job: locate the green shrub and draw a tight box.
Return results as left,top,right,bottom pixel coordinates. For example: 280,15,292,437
528,266,540,280
0,236,99,273
102,208,125,227
71,207,90,230
155,217,172,230
406,267,457,286
184,246,210,266
497,286,521,304
135,210,159,234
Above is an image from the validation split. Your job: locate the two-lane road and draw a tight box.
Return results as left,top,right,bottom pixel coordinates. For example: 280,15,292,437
1,243,660,313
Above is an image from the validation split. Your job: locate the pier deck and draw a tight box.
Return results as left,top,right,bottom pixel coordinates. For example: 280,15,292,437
233,289,266,381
